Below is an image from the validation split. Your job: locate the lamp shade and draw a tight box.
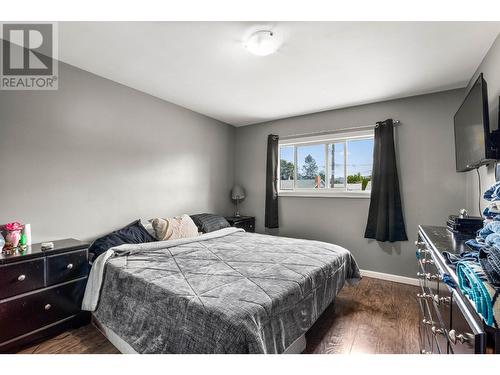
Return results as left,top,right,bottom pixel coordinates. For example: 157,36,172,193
231,185,246,200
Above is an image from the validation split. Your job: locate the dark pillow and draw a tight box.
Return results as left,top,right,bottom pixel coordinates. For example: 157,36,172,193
88,220,156,259
190,213,230,233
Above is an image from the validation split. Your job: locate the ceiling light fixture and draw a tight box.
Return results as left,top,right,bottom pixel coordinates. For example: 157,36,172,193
244,30,280,56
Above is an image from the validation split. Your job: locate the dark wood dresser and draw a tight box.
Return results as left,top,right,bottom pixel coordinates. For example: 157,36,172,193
0,239,90,353
225,216,255,233
416,225,500,354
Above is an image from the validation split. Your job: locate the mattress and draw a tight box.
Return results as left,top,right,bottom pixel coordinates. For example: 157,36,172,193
86,228,360,353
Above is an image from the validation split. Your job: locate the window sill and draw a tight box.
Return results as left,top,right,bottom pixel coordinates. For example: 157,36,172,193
278,191,371,199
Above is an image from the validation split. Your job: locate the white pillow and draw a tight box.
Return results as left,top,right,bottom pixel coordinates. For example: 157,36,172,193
151,214,199,241
140,219,156,238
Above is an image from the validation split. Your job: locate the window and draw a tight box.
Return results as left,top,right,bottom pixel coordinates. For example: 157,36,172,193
279,145,294,190
297,144,325,188
278,129,374,197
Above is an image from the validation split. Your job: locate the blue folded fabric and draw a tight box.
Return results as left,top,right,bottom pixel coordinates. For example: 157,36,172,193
479,245,500,287
487,248,500,281
487,221,500,233
465,239,485,251
442,238,500,327
483,181,500,201
442,273,456,289
479,227,492,239
480,258,500,287
478,221,500,239
456,261,497,327
483,207,500,220
447,242,500,289
442,250,479,269
486,233,500,247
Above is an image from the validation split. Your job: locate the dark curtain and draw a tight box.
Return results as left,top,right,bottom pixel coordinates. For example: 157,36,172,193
364,119,407,242
265,134,279,228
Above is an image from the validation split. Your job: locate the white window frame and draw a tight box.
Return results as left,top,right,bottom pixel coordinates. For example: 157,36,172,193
278,129,374,198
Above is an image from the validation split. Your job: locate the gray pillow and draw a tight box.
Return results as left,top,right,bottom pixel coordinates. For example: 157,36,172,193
190,213,230,233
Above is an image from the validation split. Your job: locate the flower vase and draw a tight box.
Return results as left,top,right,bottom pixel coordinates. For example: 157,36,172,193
5,230,22,248
2,222,25,249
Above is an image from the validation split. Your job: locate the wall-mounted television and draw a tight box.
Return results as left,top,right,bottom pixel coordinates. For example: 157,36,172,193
454,73,496,172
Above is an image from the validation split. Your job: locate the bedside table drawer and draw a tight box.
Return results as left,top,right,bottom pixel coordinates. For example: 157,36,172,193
46,249,88,286
237,221,255,232
0,259,45,300
225,216,256,233
0,278,87,343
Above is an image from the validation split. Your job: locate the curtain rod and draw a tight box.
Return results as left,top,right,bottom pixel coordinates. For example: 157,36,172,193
279,120,401,141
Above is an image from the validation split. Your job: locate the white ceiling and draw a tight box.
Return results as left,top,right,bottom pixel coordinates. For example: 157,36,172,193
58,22,500,126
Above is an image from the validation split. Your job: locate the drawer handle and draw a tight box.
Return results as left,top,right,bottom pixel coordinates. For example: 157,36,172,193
415,241,427,250
44,304,52,311
417,272,441,281
431,326,445,336
417,293,432,300
448,329,472,345
432,294,451,305
416,248,430,256
66,263,74,270
17,274,26,282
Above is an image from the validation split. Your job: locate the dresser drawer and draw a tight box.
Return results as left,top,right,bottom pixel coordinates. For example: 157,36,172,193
46,249,88,286
0,259,45,300
0,278,87,344
448,290,486,354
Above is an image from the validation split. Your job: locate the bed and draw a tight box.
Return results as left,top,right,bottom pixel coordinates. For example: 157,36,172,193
82,227,360,354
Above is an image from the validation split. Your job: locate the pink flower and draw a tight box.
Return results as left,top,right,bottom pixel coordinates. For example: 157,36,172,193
4,222,24,231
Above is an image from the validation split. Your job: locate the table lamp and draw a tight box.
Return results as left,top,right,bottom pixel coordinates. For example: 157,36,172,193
231,185,246,217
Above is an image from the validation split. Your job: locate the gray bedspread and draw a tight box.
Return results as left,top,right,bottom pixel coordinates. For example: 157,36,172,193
88,228,360,353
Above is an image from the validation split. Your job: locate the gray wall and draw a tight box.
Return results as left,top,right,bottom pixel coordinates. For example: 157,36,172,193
465,34,500,215
1,48,489,278
234,89,466,278
0,61,235,243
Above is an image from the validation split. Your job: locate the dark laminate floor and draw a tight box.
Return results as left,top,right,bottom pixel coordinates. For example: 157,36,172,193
305,277,420,354
18,277,419,354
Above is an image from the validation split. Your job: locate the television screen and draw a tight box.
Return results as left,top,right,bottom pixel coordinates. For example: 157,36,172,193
454,73,493,172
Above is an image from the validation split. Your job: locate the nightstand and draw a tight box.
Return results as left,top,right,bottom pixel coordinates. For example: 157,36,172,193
0,238,90,353
225,216,255,233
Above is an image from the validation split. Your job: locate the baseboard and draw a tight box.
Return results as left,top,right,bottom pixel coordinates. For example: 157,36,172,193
360,269,419,286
